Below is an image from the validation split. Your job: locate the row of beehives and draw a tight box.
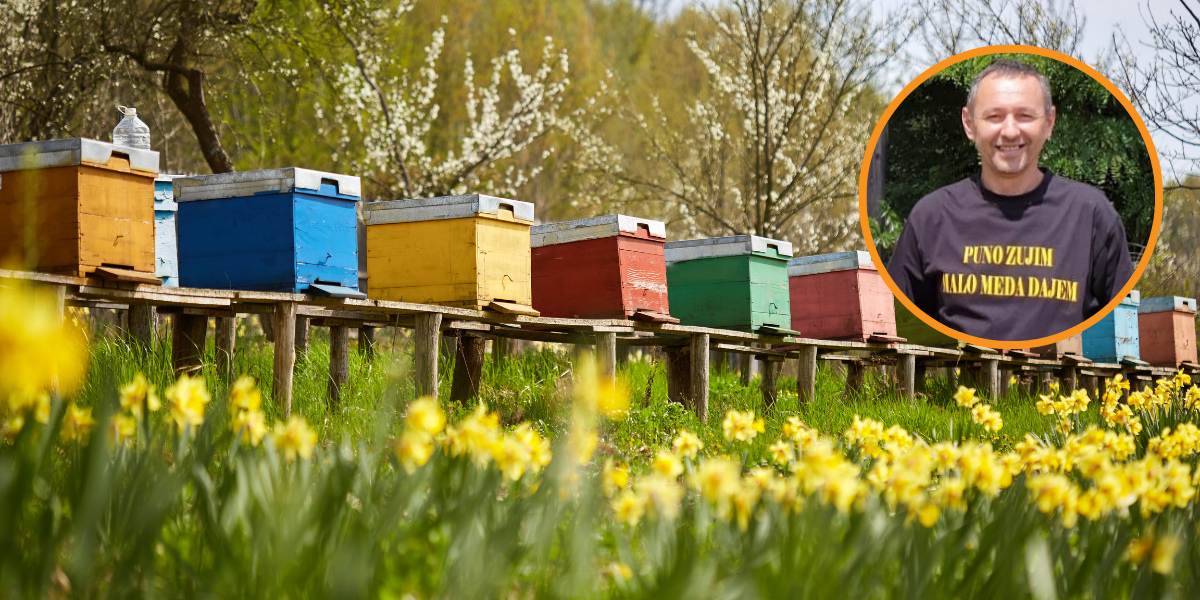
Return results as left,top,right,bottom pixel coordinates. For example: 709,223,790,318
0,139,1194,368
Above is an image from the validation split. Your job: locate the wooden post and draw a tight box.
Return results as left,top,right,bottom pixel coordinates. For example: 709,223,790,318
665,346,691,406
172,314,208,377
358,325,376,358
690,334,710,422
981,358,999,400
216,316,236,381
596,331,617,381
759,358,781,407
493,337,513,365
295,315,310,357
49,284,67,395
129,303,157,352
259,313,274,342
896,353,916,401
740,351,753,387
999,369,1010,398
616,344,630,366
915,363,927,394
273,302,298,418
413,312,442,399
1060,364,1077,395
1037,370,1051,395
327,325,350,412
797,345,818,406
1085,374,1098,401
845,360,865,400
947,365,959,389
450,332,487,403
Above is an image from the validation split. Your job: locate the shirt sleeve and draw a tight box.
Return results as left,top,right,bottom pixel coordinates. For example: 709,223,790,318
1086,204,1135,318
887,217,938,316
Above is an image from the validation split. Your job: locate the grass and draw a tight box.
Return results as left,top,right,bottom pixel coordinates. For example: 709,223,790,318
77,318,1062,462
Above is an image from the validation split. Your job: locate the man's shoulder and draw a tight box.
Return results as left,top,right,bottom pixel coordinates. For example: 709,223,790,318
908,177,979,220
1046,174,1112,208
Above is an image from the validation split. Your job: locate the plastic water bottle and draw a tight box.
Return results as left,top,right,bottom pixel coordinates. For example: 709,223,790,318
112,106,151,150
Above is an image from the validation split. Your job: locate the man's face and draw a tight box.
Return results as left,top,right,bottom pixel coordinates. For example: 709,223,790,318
962,74,1056,183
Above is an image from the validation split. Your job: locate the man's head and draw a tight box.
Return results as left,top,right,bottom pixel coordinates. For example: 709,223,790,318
961,60,1057,193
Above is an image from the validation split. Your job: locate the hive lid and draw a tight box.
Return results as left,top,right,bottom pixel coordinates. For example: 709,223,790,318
664,235,793,263
0,138,159,175
363,194,535,225
787,250,875,277
174,168,361,202
1138,296,1196,314
1119,290,1141,307
154,174,185,211
530,215,666,247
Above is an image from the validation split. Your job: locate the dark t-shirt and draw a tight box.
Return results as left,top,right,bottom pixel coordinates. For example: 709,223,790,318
887,170,1134,341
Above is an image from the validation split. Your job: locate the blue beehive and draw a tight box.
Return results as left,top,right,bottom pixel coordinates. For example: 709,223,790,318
1082,290,1141,363
154,175,180,287
174,168,365,297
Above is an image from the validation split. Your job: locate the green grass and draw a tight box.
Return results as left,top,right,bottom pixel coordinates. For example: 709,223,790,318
78,323,1063,463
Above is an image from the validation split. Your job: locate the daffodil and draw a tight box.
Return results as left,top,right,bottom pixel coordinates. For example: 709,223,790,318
228,376,261,414
273,416,317,461
953,386,978,408
60,402,95,443
404,396,445,435
652,451,683,479
722,409,764,443
672,429,703,459
166,373,210,431
231,409,267,447
119,372,161,419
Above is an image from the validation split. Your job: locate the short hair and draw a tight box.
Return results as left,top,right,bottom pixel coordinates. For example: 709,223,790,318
966,59,1053,115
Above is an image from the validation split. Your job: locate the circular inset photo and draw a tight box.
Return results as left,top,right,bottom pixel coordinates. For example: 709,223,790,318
860,45,1162,348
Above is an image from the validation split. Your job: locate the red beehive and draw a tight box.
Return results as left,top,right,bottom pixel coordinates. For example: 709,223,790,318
787,251,897,342
1138,296,1198,367
530,215,675,322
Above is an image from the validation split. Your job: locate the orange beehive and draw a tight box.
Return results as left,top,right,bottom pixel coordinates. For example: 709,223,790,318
0,138,159,277
1138,297,1198,367
787,251,896,342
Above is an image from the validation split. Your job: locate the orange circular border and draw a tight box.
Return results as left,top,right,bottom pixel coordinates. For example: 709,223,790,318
859,45,1164,350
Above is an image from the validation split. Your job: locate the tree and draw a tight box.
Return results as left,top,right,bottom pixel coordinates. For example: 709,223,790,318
565,0,907,253
908,0,1087,64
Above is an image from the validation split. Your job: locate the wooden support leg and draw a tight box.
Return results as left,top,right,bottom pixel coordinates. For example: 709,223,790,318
797,345,818,406
49,284,67,394
980,359,999,400
1037,370,1051,395
450,332,486,403
616,344,629,366
690,334,710,422
273,302,298,418
1085,375,1098,401
596,332,617,381
759,358,781,408
295,316,310,357
999,369,1010,398
1060,365,1077,395
947,365,959,389
741,351,753,387
915,363,927,394
129,303,157,352
413,313,442,399
172,314,208,377
665,347,691,406
216,316,236,381
327,325,350,412
259,314,274,342
845,360,865,400
896,353,916,401
358,325,376,358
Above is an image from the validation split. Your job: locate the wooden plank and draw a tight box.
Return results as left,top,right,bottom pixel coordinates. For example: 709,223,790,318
328,325,350,412
216,316,236,382
896,353,916,401
631,309,679,324
797,345,818,406
414,312,443,399
93,266,162,285
0,269,87,286
690,333,710,422
273,302,298,418
172,314,208,377
597,331,617,380
157,306,237,318
450,333,486,402
488,300,540,317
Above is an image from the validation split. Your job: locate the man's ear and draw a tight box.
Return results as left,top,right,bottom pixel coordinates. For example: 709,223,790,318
962,106,975,141
1046,105,1057,138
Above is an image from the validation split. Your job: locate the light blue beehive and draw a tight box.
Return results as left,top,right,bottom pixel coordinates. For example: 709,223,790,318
154,175,180,286
1082,290,1141,363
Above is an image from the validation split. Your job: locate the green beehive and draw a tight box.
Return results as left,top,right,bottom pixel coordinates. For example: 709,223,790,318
664,235,794,333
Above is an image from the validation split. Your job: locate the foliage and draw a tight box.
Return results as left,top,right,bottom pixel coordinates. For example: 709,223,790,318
875,53,1156,263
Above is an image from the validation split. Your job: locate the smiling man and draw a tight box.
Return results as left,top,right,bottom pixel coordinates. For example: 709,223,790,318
887,59,1135,342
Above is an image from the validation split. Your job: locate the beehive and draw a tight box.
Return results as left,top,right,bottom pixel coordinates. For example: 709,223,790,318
0,138,159,277
363,194,535,310
174,168,363,296
664,235,793,333
1082,291,1141,363
787,251,896,342
1031,334,1083,359
1137,296,1198,367
154,175,181,287
530,215,674,321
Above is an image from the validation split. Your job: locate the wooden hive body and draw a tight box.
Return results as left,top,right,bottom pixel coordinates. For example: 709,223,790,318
1137,296,1198,367
0,138,158,277
1031,334,1083,359
530,215,669,319
154,175,180,287
787,251,896,341
175,168,362,295
364,194,534,309
664,235,792,333
1082,291,1141,363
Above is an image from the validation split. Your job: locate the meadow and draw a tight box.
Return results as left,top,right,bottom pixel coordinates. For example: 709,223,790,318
4,284,1199,598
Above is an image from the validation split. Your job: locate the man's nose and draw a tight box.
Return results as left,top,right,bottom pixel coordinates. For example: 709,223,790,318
999,115,1021,138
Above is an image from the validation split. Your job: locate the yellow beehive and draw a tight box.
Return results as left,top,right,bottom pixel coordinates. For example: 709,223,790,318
0,138,159,277
363,194,535,309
